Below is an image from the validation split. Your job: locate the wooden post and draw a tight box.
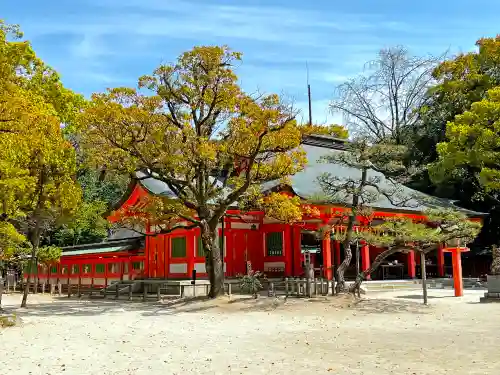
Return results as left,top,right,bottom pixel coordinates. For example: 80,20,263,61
268,282,275,297
142,281,147,302
285,278,289,298
128,284,133,301
58,281,62,296
77,276,82,298
157,283,161,301
407,251,416,279
421,252,428,305
41,282,46,294
115,282,120,300
66,274,70,296
313,277,317,296
320,278,324,296
437,244,445,277
67,283,72,298
50,283,55,295
227,283,232,297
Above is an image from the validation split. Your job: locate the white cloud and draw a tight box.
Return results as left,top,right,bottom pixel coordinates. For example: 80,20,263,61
18,0,445,99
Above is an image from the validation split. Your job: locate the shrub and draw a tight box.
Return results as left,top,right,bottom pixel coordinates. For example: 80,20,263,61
238,270,265,298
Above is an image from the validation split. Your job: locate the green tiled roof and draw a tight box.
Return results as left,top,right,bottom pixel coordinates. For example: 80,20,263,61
62,245,133,257
263,145,484,215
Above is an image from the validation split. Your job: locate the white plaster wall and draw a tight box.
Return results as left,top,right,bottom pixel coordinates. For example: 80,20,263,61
229,222,260,230
170,263,188,274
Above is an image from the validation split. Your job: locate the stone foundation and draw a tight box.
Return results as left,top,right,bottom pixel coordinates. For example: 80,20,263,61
480,292,500,303
480,274,500,303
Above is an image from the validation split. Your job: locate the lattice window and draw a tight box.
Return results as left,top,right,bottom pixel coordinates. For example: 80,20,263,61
132,261,143,270
171,237,187,258
50,265,57,274
107,263,120,274
266,232,283,257
82,264,92,274
95,264,105,274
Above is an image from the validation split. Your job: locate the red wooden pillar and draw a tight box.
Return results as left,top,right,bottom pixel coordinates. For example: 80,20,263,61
293,226,302,276
284,225,292,277
224,221,231,276
322,232,332,280
407,251,416,279
437,244,445,277
361,244,371,280
187,233,195,278
443,246,469,297
451,248,464,297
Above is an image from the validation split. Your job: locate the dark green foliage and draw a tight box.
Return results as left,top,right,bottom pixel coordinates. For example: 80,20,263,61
47,169,129,247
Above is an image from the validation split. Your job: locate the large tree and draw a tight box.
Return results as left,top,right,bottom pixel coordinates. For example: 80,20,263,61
330,46,440,144
0,21,82,307
412,37,500,166
77,46,341,298
431,86,500,272
408,37,500,252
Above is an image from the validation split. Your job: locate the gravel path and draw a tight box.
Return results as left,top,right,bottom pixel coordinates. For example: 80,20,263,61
1,290,498,375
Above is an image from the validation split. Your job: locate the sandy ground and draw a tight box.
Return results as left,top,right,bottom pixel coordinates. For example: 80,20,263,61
0,289,499,375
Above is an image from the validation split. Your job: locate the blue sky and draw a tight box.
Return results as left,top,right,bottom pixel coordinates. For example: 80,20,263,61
3,0,500,124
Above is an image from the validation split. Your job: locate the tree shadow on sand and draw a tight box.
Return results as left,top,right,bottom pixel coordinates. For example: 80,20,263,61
1,294,296,318
2,292,433,319
1,295,219,318
297,293,431,314
351,298,431,314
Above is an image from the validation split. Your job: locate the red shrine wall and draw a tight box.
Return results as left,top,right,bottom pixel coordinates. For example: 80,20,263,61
22,184,486,285
144,221,304,279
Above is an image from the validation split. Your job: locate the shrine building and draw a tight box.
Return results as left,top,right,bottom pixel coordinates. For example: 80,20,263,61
24,135,485,288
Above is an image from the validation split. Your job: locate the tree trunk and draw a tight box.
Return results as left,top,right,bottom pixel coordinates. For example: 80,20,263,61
336,216,356,293
201,221,224,298
349,247,400,294
336,241,352,293
21,227,41,308
336,168,367,293
421,252,428,305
